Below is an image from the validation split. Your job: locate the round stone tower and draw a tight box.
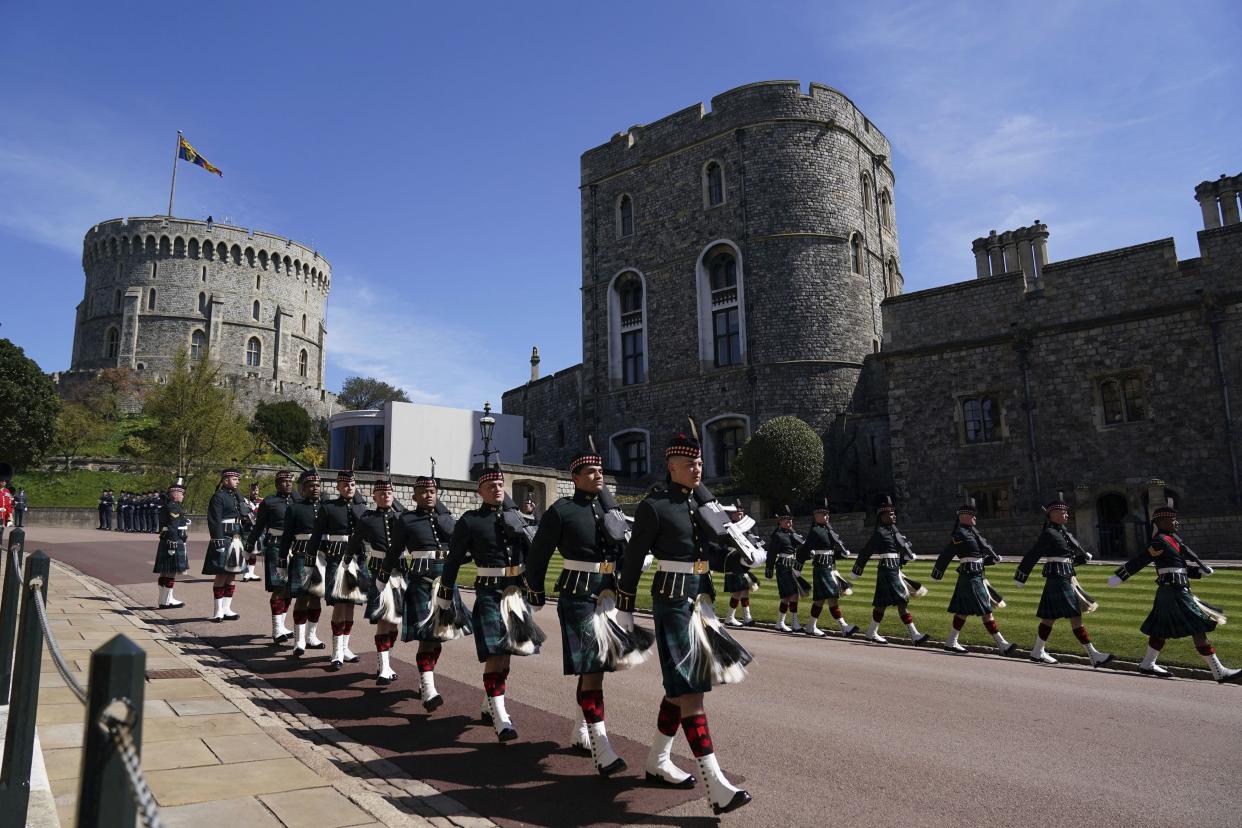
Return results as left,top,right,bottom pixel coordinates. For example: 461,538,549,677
69,216,335,416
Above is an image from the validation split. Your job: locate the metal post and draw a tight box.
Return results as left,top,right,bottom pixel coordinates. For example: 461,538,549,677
0,528,26,704
76,635,146,828
0,550,50,819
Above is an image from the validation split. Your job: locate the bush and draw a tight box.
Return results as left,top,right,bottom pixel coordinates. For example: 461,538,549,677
0,339,61,469
732,416,824,508
252,401,312,454
119,435,149,457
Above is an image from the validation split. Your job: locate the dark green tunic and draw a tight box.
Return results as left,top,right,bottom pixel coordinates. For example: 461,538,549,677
852,523,919,608
153,502,190,574
279,497,322,598
201,487,247,575
347,507,396,619
1114,532,1220,638
387,506,471,642
246,492,293,592
798,522,850,601
1015,524,1091,619
766,528,805,600
309,498,363,606
932,525,999,617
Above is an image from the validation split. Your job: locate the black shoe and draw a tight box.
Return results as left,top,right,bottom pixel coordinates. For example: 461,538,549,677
222,613,240,621
644,772,697,790
912,633,931,646
274,632,292,643
307,641,327,650
293,646,305,656
1092,653,1115,669
211,616,224,624
328,660,342,671
1138,665,1172,678
598,757,627,777
376,673,394,686
742,619,756,627
481,710,494,725
497,727,518,742
344,653,360,664
843,624,860,638
423,694,444,712
712,789,752,816
1000,642,1018,657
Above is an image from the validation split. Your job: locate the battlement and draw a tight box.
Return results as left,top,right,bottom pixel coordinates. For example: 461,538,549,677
582,80,891,183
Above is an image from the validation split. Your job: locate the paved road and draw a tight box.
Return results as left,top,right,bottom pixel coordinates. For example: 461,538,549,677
27,528,1242,827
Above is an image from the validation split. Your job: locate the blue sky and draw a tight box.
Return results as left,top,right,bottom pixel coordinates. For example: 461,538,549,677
2,1,1238,409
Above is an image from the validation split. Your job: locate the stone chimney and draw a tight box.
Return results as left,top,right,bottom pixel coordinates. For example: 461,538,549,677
1195,173,1241,230
530,345,541,382
972,221,1049,282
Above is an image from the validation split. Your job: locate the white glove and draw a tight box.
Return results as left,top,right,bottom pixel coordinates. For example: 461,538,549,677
1107,575,1122,587
906,552,919,561
641,553,654,572
1201,564,1215,576
434,595,453,610
615,610,634,630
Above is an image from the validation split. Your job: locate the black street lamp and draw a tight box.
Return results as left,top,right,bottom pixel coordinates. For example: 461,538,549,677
477,402,497,466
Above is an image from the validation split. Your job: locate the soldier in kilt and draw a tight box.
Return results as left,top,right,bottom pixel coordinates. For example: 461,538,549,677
202,468,247,622
615,432,752,816
280,469,328,656
308,469,366,666
723,505,760,627
240,482,263,582
930,500,1015,655
348,479,400,680
153,478,189,609
849,498,930,645
440,464,543,742
247,470,296,644
1108,499,1240,682
766,506,808,633
797,503,859,638
527,449,648,776
388,473,470,711
1014,493,1113,668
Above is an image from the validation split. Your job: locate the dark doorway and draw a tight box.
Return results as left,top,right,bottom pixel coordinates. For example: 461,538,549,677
1096,493,1128,559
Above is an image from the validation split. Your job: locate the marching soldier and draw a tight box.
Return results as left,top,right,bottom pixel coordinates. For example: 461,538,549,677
930,499,1015,655
203,468,248,621
308,470,365,667
723,505,760,628
1108,499,1240,682
797,503,859,638
350,479,403,680
98,489,113,530
280,469,328,656
13,488,25,528
440,464,543,742
527,448,647,776
247,470,296,644
766,506,807,633
850,497,930,645
1014,493,1113,668
153,478,190,609
241,482,263,581
388,472,471,711
615,432,752,816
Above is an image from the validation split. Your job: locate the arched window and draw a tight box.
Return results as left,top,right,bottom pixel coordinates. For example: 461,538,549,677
962,396,1001,444
147,288,156,311
616,193,634,238
850,233,863,274
105,327,119,359
608,271,648,387
1100,375,1146,425
198,292,207,314
255,274,261,290
114,289,122,311
885,258,899,297
705,415,749,478
610,430,649,478
245,337,262,367
252,300,261,321
301,314,307,333
298,349,308,378
879,190,893,229
703,160,725,207
201,265,207,282
190,330,205,361
861,173,873,213
697,242,745,369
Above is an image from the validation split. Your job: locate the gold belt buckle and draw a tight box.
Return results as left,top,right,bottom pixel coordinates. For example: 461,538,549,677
505,565,523,577
599,561,615,574
693,560,709,574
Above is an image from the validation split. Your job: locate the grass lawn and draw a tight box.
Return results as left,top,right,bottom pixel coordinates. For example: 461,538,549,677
16,469,163,508
489,558,1242,670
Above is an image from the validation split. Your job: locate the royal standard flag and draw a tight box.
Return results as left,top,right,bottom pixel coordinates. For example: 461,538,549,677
178,135,223,177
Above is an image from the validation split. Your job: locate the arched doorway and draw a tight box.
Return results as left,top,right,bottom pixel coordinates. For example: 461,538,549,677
1095,493,1128,558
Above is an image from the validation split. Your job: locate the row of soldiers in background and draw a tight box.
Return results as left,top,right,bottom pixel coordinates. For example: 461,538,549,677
96,489,166,533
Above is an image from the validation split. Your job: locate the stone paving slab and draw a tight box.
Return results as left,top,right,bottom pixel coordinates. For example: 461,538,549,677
259,787,375,828
156,796,285,828
146,757,332,807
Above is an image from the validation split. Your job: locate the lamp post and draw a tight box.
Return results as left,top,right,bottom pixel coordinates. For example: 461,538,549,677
477,402,497,467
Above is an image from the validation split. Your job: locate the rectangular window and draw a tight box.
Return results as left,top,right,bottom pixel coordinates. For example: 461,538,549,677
713,426,744,477
962,396,1001,444
968,484,1011,519
1100,375,1147,426
621,329,644,385
713,307,741,367
622,438,647,477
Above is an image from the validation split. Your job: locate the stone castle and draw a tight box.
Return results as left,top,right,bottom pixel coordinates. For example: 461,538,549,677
65,216,338,417
503,80,1242,559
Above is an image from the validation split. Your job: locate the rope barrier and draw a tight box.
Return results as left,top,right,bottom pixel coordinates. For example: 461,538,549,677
101,702,164,828
29,584,87,705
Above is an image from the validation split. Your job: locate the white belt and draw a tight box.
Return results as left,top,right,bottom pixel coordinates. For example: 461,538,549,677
324,534,350,543
959,557,983,563
294,533,313,541
658,559,710,574
368,550,387,560
872,553,900,560
1157,567,1187,575
562,559,617,574
777,553,796,561
1044,557,1071,563
477,564,526,577
405,549,443,560
222,519,239,526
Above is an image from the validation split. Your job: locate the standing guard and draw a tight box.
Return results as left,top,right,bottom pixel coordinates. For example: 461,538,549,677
120,490,132,532
280,469,328,656
850,497,930,645
797,502,859,638
527,448,651,776
241,482,263,581
388,471,471,711
1108,499,1240,682
153,478,190,609
114,490,123,532
247,470,296,643
308,470,365,666
1014,493,1112,668
931,499,1015,655
98,489,113,530
202,468,248,622
615,431,753,816
440,465,544,742
766,506,808,633
723,505,760,628
352,479,403,680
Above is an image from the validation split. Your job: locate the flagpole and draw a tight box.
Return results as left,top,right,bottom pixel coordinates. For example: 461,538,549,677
167,130,182,217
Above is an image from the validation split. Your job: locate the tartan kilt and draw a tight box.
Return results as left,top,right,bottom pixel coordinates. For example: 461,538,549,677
812,563,841,601
400,567,474,642
1140,585,1218,638
1036,575,1081,619
872,566,910,608
472,577,539,662
152,538,189,575
948,571,992,616
652,595,711,697
775,566,805,599
723,572,750,594
201,537,243,575
362,560,388,621
287,547,319,599
324,548,371,607
262,538,288,592
558,592,612,676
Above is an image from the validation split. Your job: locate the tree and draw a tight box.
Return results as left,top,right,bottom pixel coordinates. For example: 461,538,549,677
252,400,313,453
732,415,825,508
337,376,410,411
0,338,61,470
49,403,110,471
142,350,257,509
